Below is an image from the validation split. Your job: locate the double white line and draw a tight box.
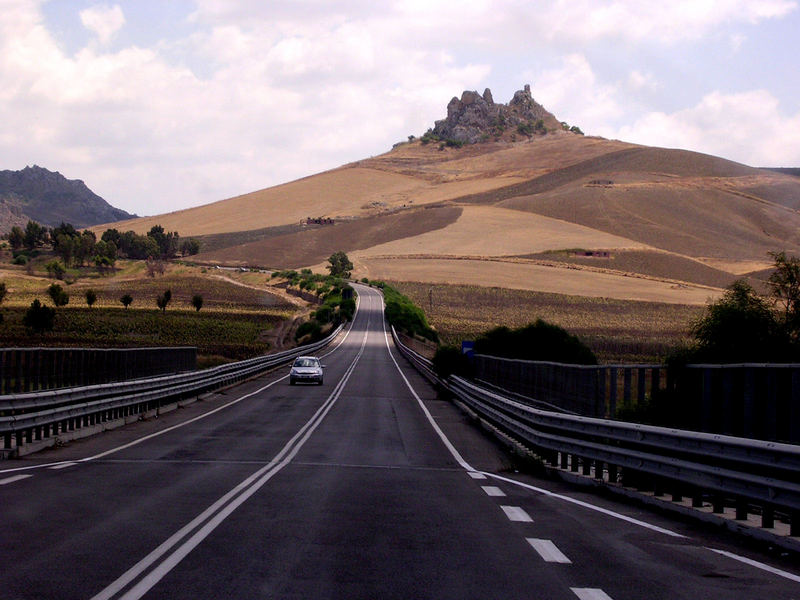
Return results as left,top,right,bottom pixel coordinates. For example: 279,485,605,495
92,306,372,600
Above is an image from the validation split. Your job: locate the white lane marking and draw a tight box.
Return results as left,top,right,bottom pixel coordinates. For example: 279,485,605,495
91,300,374,600
49,462,77,470
706,548,800,583
0,316,356,476
501,505,533,522
374,283,690,542
467,471,487,480
481,485,506,497
0,474,33,485
376,290,474,473
571,588,614,600
527,538,572,564
485,472,685,539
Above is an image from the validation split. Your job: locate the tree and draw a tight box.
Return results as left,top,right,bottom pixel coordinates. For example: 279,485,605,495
8,226,24,250
146,258,166,277
191,294,203,312
85,289,97,308
47,283,69,307
23,299,55,333
690,280,785,363
0,281,6,324
23,221,47,250
45,260,66,280
180,238,201,256
156,289,172,312
327,251,353,278
120,293,133,309
768,251,800,341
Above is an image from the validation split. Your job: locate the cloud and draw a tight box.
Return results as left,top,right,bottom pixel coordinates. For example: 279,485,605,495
615,90,800,166
79,4,125,45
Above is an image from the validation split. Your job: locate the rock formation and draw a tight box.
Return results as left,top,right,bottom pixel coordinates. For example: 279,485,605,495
431,84,564,144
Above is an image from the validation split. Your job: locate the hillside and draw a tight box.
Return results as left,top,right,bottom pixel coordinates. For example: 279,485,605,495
0,165,135,231
101,85,800,305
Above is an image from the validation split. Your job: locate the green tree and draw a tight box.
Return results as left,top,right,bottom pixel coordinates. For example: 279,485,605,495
0,281,6,324
191,294,203,312
120,293,133,309
47,283,69,307
327,251,353,278
690,280,785,363
85,289,97,307
8,226,24,250
768,251,800,340
156,289,172,312
45,260,66,280
23,299,55,333
23,221,47,250
180,238,201,256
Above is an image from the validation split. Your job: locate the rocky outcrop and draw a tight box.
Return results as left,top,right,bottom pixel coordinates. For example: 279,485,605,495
431,84,563,144
0,165,135,232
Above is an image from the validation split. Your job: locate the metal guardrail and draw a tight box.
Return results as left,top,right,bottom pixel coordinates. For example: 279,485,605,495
1,325,344,456
390,328,800,536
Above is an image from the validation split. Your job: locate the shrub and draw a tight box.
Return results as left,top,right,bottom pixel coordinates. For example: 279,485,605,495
474,320,597,365
432,345,473,379
314,305,333,324
156,289,172,312
45,260,66,279
295,320,321,342
120,293,133,309
47,283,69,307
339,298,356,321
382,284,438,342
85,289,97,307
24,299,55,333
191,294,203,312
12,254,27,266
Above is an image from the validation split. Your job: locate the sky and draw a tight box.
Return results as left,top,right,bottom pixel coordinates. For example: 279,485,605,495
1,1,799,217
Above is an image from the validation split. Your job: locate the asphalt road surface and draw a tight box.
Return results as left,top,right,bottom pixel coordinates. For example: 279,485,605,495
1,284,799,599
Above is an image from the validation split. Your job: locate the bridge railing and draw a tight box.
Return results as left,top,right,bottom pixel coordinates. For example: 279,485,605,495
391,328,800,537
0,325,343,457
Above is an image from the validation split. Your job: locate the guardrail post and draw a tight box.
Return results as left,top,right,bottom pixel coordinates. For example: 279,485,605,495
791,512,799,536
559,452,568,470
581,457,592,476
623,368,632,410
735,499,748,521
637,367,646,408
762,506,774,529
609,368,617,417
607,463,618,484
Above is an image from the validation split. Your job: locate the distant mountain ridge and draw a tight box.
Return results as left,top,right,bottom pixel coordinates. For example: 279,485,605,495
0,165,136,232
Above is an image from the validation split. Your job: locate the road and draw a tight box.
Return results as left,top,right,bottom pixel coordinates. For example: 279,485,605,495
1,283,799,599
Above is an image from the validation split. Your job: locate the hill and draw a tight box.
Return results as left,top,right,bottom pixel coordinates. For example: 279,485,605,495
100,85,800,305
0,165,135,231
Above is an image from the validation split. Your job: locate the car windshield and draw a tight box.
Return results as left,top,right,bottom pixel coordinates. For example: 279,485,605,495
294,358,318,367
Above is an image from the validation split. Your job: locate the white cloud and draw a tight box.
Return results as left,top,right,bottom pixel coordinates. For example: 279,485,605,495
0,1,797,218
615,90,800,166
79,4,125,45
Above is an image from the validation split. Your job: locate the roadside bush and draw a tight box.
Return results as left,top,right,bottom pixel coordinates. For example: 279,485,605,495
314,305,333,324
295,320,321,342
382,284,438,343
339,298,356,321
432,345,473,379
474,320,597,365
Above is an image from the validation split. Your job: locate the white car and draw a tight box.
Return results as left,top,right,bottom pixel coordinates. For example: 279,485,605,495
289,356,325,385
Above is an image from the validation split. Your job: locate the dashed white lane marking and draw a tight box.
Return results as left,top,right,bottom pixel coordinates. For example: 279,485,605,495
0,474,33,485
571,588,614,600
527,538,572,564
467,471,487,480
706,548,800,583
481,485,506,497
501,505,532,522
49,462,77,470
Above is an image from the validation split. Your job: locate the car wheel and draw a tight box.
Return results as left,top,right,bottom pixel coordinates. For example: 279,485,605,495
290,378,296,385
318,379,323,385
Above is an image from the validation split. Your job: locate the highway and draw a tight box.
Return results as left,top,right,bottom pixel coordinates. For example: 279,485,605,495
1,283,799,599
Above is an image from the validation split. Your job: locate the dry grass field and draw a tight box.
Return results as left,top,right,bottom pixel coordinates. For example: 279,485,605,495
87,132,800,359
390,281,704,363
360,257,721,305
